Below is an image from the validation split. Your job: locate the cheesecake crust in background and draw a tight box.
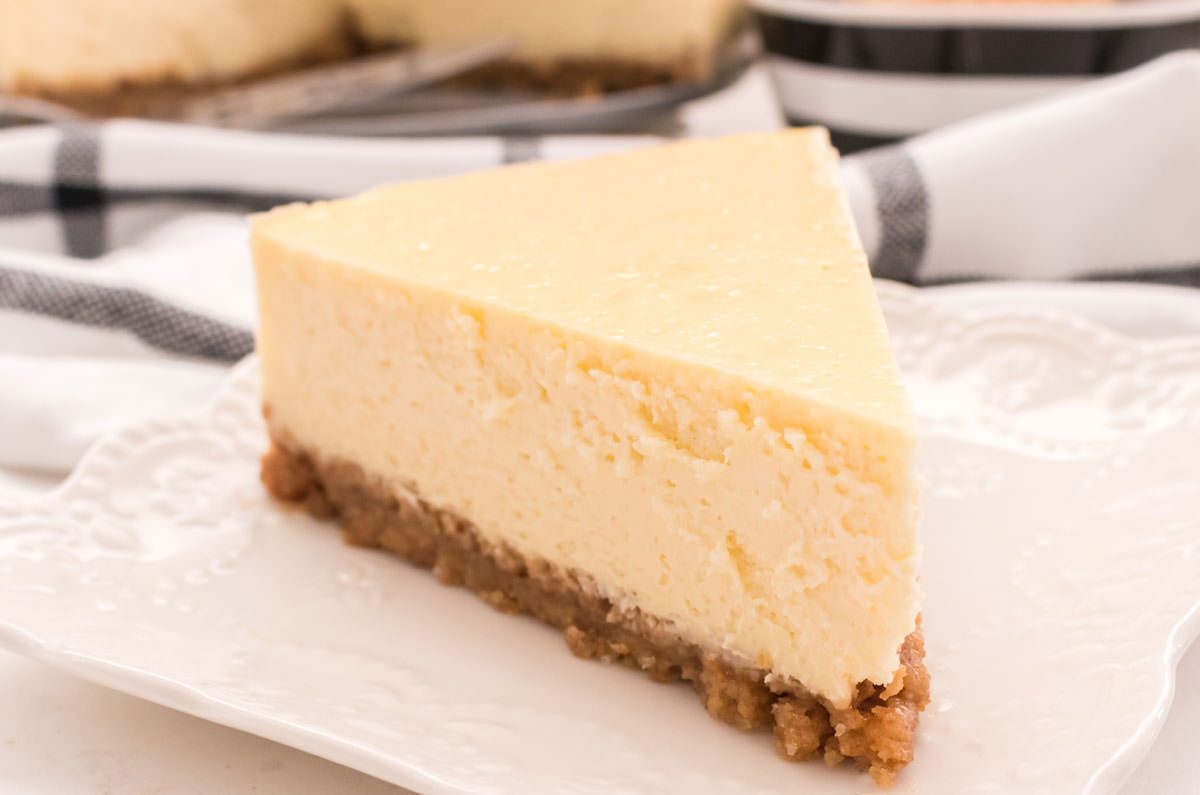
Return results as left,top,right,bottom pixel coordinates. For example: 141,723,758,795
10,24,358,119
18,45,706,118
262,436,929,786
449,54,702,97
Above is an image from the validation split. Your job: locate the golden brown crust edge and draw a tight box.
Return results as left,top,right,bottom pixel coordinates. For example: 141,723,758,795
449,54,704,97
261,437,929,786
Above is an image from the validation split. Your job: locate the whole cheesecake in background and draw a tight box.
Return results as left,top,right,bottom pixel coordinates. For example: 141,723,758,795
254,129,929,785
0,0,353,117
0,0,745,117
344,0,745,94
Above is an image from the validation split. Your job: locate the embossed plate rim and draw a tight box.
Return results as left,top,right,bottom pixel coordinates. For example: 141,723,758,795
879,280,1200,795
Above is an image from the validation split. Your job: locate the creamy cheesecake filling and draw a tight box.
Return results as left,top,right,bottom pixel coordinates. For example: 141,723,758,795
256,250,918,708
345,0,743,72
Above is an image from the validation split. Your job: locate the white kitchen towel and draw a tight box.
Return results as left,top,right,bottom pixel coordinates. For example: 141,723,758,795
847,49,1200,286
1,51,1198,477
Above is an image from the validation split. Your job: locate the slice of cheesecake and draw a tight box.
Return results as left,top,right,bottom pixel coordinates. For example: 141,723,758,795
343,0,744,94
254,130,928,785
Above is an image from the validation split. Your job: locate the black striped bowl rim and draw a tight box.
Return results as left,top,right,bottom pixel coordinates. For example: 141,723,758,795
752,0,1200,150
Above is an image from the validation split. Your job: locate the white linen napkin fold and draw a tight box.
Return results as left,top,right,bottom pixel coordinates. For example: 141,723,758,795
1,52,1197,481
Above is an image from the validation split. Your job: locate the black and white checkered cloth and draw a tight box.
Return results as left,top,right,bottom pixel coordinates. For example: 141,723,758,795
0,52,1197,472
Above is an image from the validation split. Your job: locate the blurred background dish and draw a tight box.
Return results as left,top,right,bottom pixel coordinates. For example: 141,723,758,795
752,0,1200,151
0,0,750,133
8,0,1194,148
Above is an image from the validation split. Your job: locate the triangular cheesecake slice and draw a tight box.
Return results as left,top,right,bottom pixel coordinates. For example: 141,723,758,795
254,130,928,785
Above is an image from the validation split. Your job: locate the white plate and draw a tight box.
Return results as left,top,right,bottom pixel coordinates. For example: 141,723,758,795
1,282,1199,795
926,281,1200,339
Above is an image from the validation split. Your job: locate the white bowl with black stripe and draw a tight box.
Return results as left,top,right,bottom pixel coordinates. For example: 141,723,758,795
752,0,1200,151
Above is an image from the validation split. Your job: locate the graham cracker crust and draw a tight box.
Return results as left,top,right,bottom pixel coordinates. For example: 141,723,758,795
451,55,703,97
261,437,929,786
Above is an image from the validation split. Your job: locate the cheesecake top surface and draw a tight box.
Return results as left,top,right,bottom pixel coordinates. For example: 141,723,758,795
346,0,742,60
255,130,913,432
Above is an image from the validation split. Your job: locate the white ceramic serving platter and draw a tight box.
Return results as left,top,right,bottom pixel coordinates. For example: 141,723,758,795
1,282,1198,795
